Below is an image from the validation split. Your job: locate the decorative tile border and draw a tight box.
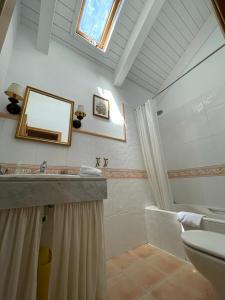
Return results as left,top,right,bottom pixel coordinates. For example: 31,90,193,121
0,163,147,179
2,163,225,180
168,164,225,179
103,168,147,179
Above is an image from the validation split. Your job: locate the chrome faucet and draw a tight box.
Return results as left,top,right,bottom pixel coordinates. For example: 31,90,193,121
40,161,47,174
0,165,7,175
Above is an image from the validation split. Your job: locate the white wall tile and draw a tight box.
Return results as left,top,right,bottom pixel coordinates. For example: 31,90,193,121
107,179,153,216
158,218,184,258
206,101,225,136
66,133,94,167
102,178,154,258
200,176,225,209
145,209,186,260
145,210,161,248
170,177,225,209
35,143,68,166
157,27,225,213
170,178,204,206
0,119,37,164
202,219,225,234
211,134,225,164
181,137,217,168
104,212,147,258
0,119,5,141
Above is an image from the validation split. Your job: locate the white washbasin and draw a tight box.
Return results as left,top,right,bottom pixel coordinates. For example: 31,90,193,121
0,174,104,180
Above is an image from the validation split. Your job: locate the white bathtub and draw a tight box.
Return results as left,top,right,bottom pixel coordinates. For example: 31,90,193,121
145,206,225,260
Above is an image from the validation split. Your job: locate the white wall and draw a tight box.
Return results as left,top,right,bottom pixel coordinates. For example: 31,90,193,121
157,25,225,114
0,1,20,90
145,207,186,260
0,25,151,110
0,24,153,258
156,25,225,211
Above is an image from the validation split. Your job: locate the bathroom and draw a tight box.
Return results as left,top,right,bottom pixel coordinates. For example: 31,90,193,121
0,0,225,299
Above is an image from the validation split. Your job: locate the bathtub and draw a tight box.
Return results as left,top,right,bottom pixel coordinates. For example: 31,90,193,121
145,206,225,260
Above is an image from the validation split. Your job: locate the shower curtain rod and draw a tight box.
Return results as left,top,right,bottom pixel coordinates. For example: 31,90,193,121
135,42,225,109
152,42,225,100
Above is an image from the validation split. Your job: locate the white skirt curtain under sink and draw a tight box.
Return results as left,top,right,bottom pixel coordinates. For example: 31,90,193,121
0,200,106,300
48,200,106,300
0,206,43,300
136,99,172,210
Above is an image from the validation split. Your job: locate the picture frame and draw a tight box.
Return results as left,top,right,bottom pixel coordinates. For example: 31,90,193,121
93,94,110,120
16,86,74,146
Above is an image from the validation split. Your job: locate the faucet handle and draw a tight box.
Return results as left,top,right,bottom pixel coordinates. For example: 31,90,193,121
103,158,109,168
95,158,101,168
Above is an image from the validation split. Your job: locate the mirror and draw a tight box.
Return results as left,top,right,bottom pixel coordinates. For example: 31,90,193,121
16,86,74,146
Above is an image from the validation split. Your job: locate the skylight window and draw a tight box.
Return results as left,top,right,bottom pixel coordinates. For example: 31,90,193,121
76,0,121,49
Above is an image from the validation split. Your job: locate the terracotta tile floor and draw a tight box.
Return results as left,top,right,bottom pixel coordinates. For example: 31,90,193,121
106,244,215,300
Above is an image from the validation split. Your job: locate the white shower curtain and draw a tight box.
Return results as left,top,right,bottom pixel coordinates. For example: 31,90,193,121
49,200,106,300
136,100,172,210
0,206,43,300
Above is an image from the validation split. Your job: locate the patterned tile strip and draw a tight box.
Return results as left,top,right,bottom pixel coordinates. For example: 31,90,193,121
168,165,225,179
0,163,148,179
2,163,225,179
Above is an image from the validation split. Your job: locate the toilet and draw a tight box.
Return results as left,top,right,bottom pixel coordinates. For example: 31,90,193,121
181,230,225,300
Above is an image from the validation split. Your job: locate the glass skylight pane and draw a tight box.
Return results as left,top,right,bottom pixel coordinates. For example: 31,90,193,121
79,0,115,44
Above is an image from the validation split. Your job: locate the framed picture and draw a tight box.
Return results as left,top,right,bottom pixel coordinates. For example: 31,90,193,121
93,94,110,120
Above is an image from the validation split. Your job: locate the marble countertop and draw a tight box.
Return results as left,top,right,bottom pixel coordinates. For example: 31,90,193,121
0,174,106,181
0,174,107,209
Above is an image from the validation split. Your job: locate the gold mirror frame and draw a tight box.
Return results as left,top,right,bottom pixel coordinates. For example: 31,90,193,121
16,86,74,146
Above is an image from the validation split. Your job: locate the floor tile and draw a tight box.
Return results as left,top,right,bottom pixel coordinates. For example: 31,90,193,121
106,243,214,300
137,291,156,300
132,244,159,258
145,251,184,275
110,250,141,270
106,260,122,279
126,259,166,290
171,264,214,298
107,273,144,300
151,279,201,300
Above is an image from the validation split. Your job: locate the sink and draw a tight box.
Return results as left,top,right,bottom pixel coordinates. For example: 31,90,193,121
2,173,80,179
0,173,104,181
0,173,107,209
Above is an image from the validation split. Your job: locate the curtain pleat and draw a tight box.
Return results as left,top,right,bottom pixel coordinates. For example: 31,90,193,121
49,200,106,300
136,100,172,210
0,206,43,300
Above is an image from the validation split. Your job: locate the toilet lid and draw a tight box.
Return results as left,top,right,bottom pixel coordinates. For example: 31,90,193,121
181,230,225,260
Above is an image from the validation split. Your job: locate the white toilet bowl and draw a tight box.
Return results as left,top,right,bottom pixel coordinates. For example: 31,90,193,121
181,230,225,300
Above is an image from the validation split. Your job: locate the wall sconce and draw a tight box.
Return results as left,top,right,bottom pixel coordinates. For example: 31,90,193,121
5,83,25,115
73,105,86,128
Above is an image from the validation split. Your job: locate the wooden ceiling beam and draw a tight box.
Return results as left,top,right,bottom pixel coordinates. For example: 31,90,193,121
0,0,16,52
113,0,166,87
37,0,57,54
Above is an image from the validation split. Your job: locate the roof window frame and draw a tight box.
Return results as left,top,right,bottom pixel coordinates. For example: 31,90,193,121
76,0,121,50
